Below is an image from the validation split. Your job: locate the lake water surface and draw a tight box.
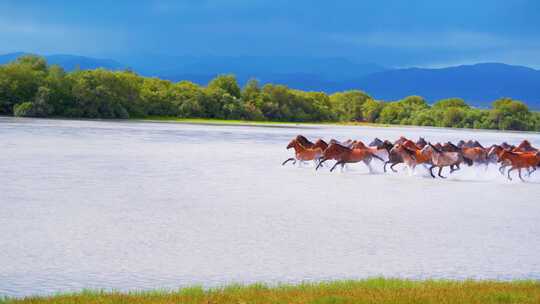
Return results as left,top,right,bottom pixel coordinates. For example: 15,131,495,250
1,117,539,297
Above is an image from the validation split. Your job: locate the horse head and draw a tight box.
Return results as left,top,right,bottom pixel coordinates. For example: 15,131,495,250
369,138,383,147
394,136,408,145
286,139,297,149
416,137,427,148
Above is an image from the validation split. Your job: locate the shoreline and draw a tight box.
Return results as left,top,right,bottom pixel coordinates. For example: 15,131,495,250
3,278,539,303
2,115,540,134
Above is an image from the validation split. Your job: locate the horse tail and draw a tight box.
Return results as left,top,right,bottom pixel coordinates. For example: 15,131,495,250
463,155,474,166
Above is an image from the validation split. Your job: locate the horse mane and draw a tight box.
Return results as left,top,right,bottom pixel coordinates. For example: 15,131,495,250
330,142,352,151
292,139,309,150
314,138,328,145
473,141,484,149
352,141,368,149
429,143,442,153
296,135,313,146
446,141,460,150
416,137,427,145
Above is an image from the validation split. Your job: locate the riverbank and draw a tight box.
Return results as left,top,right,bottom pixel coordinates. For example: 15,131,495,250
3,279,539,304
137,116,389,128
136,116,540,134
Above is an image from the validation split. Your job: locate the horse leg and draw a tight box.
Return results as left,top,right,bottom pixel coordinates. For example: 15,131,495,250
438,166,446,178
383,161,389,173
330,161,343,172
390,162,399,173
364,159,373,173
507,167,514,181
315,158,327,170
499,164,507,175
282,158,295,166
528,167,536,176
518,168,525,182
429,165,436,178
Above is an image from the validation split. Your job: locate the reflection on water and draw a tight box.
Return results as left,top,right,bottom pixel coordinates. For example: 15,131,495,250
1,117,539,297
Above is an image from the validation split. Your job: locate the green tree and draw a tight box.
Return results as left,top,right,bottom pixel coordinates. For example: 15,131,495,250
362,99,383,122
432,98,469,110
207,74,241,99
330,90,371,121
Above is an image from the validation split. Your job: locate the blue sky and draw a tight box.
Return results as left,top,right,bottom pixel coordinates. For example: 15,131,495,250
1,0,539,68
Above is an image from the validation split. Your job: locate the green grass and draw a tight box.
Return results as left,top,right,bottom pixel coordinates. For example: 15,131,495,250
137,116,388,128
4,278,539,304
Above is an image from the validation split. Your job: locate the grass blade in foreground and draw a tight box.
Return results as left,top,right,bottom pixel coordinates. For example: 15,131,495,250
4,278,540,304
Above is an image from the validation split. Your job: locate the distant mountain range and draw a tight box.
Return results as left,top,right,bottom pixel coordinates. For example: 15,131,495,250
1,52,539,109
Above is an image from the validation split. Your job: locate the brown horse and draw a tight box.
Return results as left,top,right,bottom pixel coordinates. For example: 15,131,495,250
388,141,432,174
382,137,411,172
513,140,538,153
351,140,389,161
421,143,468,178
498,150,540,181
320,143,384,172
282,138,323,166
389,144,418,172
488,145,538,179
441,142,476,171
462,146,488,166
315,139,361,170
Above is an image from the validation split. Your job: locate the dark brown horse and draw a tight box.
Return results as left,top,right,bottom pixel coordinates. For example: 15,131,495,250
321,143,384,172
421,143,469,178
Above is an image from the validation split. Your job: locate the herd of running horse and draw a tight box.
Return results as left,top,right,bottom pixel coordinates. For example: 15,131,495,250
282,135,540,181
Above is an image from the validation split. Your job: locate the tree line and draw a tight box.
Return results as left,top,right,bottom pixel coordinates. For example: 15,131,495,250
1,55,539,131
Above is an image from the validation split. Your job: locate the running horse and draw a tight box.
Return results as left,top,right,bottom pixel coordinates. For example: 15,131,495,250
498,149,540,181
382,136,411,172
315,139,354,170
383,139,431,174
282,136,324,166
421,143,471,178
351,140,389,161
488,145,539,178
321,143,384,172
